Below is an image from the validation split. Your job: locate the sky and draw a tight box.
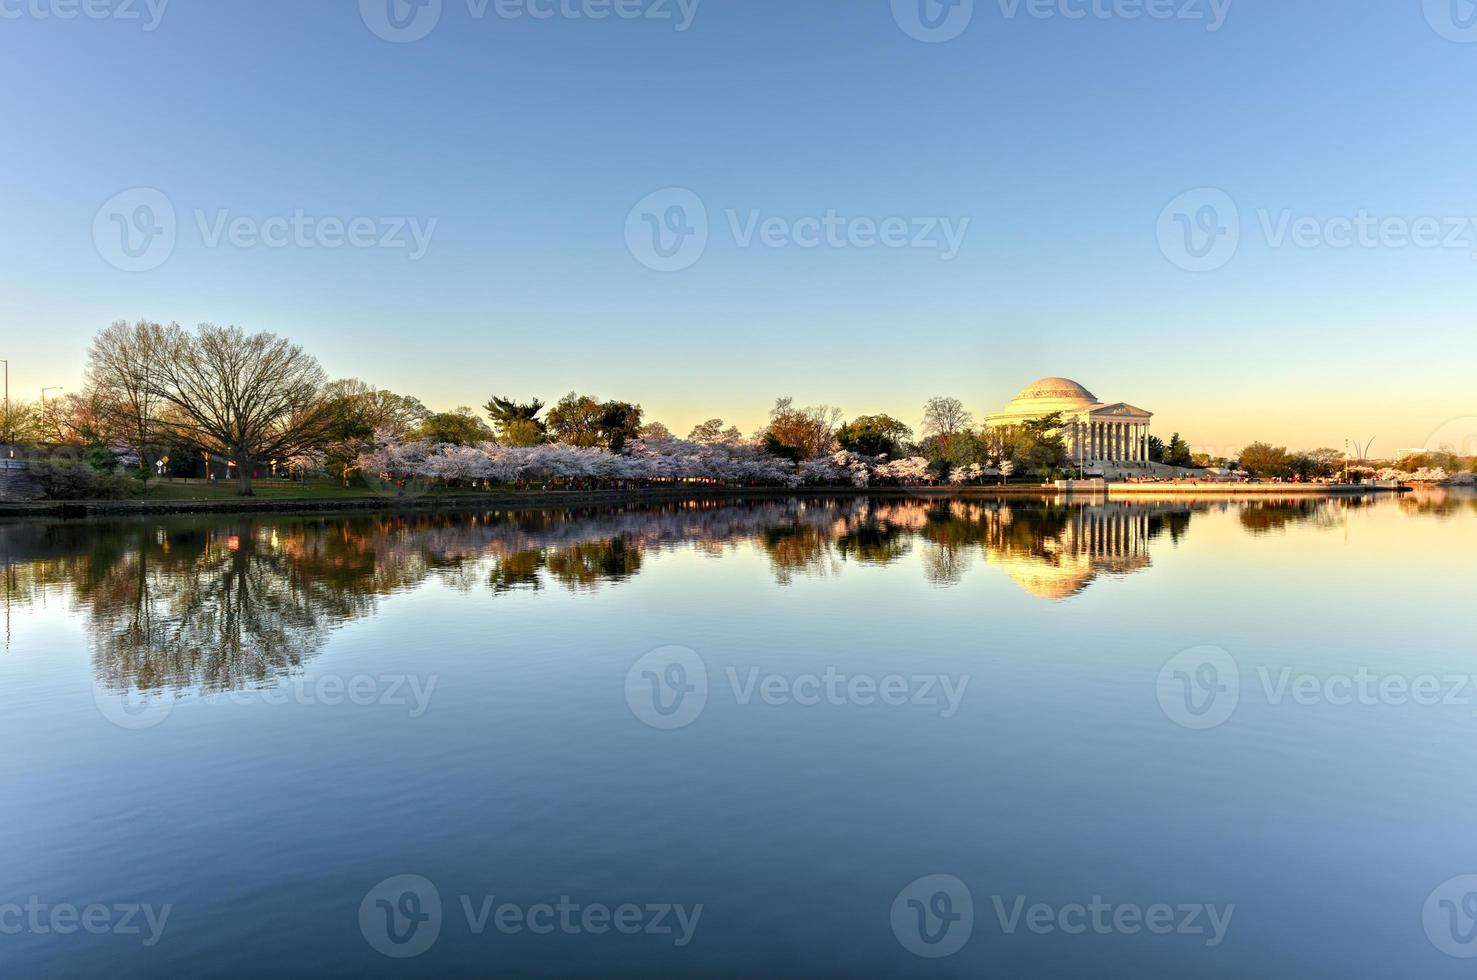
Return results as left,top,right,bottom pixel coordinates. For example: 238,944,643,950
2,0,1476,457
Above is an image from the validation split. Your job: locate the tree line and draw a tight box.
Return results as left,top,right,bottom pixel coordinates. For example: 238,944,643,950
0,320,1261,497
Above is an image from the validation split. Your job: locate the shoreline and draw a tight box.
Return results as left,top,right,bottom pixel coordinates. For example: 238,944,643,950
0,481,1410,520
1104,481,1409,497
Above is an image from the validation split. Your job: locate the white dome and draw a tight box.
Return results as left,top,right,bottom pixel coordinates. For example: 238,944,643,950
995,377,1099,417
1009,377,1097,407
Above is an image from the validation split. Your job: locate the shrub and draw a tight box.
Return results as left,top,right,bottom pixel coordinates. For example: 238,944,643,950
30,459,131,500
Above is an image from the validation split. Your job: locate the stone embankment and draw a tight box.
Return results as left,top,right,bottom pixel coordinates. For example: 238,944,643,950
0,460,43,502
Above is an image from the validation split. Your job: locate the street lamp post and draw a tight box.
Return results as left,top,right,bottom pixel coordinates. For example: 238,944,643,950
41,387,61,403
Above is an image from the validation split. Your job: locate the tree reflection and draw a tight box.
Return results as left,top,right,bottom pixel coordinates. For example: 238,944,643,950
1237,500,1342,535
1,490,1419,692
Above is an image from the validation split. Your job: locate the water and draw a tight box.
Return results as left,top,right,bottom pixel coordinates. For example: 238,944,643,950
1,490,1475,977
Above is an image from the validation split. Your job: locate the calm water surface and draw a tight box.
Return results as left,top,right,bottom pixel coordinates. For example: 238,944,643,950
2,490,1475,977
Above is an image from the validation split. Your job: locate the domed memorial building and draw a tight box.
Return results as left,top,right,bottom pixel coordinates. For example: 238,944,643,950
985,378,1154,471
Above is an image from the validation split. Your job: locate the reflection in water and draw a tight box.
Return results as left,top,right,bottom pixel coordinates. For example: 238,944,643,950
0,491,1430,693
1236,499,1346,535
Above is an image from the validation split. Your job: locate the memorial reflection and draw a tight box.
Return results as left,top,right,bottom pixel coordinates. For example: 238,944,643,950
1,493,1402,693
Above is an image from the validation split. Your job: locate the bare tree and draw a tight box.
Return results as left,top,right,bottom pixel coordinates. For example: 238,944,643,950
33,392,105,447
87,320,169,488
921,397,972,441
0,399,40,446
149,324,339,495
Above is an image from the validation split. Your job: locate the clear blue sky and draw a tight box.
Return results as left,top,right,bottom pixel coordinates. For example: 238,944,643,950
3,0,1475,455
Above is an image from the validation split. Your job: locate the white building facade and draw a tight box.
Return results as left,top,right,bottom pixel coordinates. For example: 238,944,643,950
985,378,1154,469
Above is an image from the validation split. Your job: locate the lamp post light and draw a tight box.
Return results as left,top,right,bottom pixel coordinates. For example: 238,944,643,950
41,386,61,403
